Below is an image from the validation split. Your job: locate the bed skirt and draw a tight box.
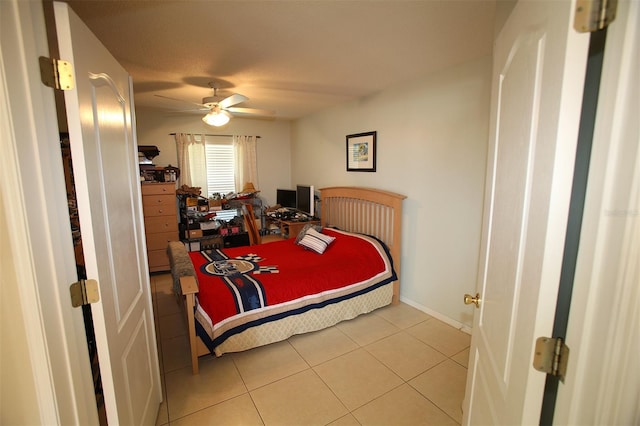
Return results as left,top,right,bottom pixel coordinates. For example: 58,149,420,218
196,282,393,356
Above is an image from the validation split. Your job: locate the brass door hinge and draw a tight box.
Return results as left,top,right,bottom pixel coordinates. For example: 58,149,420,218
533,336,570,382
574,0,618,33
39,57,75,90
70,279,99,308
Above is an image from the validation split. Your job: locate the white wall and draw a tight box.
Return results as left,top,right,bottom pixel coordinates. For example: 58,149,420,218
290,57,492,328
135,108,292,207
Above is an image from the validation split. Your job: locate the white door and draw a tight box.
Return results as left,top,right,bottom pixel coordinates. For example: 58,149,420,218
463,1,589,424
54,2,161,424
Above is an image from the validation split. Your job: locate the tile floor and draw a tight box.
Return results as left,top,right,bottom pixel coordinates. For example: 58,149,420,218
151,273,470,425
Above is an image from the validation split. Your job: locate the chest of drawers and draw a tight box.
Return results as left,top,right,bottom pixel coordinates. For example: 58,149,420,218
141,182,177,272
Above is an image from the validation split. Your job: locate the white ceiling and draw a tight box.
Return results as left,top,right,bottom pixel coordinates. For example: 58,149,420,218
64,0,496,121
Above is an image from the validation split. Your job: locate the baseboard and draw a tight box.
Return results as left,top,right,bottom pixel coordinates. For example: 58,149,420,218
399,296,472,335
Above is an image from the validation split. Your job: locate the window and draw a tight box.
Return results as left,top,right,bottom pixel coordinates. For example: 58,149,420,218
204,138,235,197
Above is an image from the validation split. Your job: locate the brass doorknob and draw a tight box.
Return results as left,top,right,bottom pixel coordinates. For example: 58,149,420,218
464,293,481,308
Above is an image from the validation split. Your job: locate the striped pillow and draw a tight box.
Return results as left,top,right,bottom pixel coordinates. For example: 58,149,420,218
298,228,336,254
294,223,323,244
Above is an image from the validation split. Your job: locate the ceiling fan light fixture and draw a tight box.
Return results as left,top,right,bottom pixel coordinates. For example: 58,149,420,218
202,109,231,127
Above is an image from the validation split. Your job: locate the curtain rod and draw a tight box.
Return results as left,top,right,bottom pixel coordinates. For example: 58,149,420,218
169,133,261,138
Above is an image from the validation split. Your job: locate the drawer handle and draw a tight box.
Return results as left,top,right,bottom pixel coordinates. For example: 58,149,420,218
158,209,163,213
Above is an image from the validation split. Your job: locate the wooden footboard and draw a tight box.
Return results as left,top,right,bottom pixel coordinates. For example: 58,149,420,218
167,241,207,374
178,276,203,375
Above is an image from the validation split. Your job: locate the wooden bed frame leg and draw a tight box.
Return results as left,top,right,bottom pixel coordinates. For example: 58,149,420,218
180,276,200,375
185,293,199,375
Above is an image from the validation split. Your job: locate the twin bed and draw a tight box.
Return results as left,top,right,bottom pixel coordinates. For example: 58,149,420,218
167,186,406,374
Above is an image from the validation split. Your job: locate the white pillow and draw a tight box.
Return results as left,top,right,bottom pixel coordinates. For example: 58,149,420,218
298,228,336,254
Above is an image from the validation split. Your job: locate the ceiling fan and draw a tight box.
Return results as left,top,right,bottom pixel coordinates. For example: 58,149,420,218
155,83,275,127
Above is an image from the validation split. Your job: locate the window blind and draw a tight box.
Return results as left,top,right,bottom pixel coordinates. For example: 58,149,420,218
204,139,235,197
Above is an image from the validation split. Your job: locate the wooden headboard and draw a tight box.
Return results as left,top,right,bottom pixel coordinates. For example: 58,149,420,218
320,186,406,302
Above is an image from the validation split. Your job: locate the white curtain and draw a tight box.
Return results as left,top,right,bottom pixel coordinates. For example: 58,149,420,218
175,133,208,195
233,135,258,191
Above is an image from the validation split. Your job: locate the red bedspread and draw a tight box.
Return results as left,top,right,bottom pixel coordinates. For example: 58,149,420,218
188,228,397,350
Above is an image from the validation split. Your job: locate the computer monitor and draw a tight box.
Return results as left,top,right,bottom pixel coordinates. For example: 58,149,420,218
276,189,297,209
296,184,315,217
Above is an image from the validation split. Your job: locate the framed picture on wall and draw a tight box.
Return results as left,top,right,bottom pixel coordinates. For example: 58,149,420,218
346,131,376,172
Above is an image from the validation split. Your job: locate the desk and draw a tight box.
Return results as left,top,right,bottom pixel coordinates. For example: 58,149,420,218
278,219,320,239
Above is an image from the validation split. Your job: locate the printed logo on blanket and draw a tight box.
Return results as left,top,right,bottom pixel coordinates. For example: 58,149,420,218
208,259,254,275
199,249,279,314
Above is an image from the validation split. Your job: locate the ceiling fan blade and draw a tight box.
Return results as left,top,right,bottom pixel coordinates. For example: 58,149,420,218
179,108,212,113
218,93,249,109
226,106,276,116
154,94,207,109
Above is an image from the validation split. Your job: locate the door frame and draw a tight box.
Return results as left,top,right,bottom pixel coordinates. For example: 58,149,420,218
554,0,640,422
0,0,98,423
